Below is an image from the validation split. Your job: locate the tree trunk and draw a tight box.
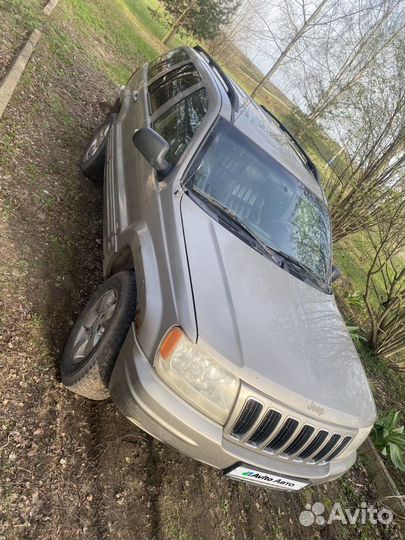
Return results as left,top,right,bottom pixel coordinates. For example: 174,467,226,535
251,0,330,98
161,2,196,45
303,2,403,124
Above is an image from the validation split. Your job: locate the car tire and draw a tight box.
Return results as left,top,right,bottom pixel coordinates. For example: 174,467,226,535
80,115,113,182
61,271,137,400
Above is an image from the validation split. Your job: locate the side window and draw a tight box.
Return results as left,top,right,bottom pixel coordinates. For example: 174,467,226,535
148,48,189,80
149,64,201,113
153,88,208,164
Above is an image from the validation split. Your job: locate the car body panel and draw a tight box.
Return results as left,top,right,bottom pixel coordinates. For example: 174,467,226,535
180,194,376,429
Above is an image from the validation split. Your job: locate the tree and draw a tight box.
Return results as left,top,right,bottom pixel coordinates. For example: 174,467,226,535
321,40,405,242
208,0,262,55
206,0,264,57
290,0,405,125
250,0,333,98
160,0,240,44
363,199,405,360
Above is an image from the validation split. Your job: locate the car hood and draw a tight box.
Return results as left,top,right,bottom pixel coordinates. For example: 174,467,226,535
181,195,376,429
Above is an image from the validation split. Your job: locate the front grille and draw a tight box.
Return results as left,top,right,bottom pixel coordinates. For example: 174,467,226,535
227,395,355,464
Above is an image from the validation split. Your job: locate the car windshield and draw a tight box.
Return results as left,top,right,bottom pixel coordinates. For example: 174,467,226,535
186,120,332,287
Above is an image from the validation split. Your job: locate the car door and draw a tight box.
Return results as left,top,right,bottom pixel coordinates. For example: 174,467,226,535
105,64,149,262
119,62,210,355
103,63,148,269
110,51,201,255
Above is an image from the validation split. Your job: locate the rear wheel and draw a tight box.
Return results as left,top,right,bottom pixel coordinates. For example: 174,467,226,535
61,271,137,400
80,116,113,181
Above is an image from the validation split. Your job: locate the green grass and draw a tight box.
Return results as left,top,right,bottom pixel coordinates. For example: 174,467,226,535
333,236,404,418
357,343,404,419
124,0,168,41
59,0,162,84
49,95,74,129
0,0,44,37
0,131,17,167
121,0,195,48
334,236,370,294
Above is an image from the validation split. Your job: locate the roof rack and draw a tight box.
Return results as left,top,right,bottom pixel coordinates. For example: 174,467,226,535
260,104,320,184
193,45,239,112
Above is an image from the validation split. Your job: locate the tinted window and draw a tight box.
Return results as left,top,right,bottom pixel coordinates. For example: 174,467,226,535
153,88,208,164
188,121,331,286
149,64,201,113
148,49,189,79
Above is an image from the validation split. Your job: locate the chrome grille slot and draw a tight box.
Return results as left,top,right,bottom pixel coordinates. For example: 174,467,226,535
282,424,315,456
297,430,328,460
325,436,352,462
247,409,281,445
313,434,341,462
231,399,263,437
265,418,299,452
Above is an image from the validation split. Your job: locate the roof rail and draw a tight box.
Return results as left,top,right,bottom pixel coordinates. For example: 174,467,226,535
260,104,320,184
193,45,238,112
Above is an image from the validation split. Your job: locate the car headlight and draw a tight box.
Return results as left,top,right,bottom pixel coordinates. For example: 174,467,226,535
155,327,239,424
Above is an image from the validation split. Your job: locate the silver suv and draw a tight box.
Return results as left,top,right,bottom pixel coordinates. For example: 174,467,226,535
61,46,376,490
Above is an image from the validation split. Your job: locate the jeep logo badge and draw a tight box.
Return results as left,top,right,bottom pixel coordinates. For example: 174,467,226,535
307,401,324,416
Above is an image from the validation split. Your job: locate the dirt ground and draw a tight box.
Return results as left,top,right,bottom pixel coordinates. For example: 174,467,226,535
0,3,403,540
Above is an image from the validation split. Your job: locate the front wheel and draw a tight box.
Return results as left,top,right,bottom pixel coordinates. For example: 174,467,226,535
61,271,137,400
80,116,113,181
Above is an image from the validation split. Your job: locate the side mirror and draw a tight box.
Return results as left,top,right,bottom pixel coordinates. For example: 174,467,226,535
133,127,172,177
331,264,341,283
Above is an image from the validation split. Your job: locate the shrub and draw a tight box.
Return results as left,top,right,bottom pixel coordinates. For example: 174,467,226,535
372,411,405,471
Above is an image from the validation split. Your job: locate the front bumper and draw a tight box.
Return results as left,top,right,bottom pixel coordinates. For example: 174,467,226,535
109,324,356,488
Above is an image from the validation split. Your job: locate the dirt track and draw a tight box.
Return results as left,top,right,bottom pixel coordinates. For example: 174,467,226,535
0,3,403,540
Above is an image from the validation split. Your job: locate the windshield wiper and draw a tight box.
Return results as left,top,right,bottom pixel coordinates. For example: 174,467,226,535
219,204,328,292
199,195,283,262
270,249,329,292
192,190,329,292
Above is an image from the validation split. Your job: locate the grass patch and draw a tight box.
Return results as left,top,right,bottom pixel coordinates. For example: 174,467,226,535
122,0,194,48
0,0,44,37
48,95,74,129
47,26,76,66
334,236,370,294
0,131,17,167
124,0,167,41
0,199,15,221
58,0,161,85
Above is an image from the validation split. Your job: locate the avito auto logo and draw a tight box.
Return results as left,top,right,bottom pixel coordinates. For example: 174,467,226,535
242,470,295,488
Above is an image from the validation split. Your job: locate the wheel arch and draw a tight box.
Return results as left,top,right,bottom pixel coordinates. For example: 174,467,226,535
105,241,146,327
107,243,135,276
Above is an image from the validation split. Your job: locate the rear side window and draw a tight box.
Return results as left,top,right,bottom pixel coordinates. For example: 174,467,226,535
148,49,189,79
153,88,208,164
149,64,201,113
